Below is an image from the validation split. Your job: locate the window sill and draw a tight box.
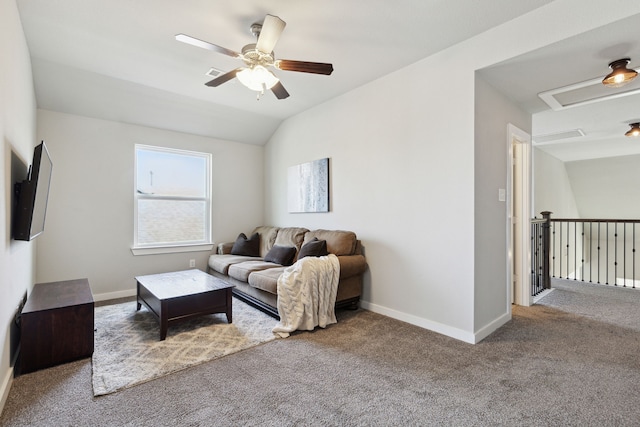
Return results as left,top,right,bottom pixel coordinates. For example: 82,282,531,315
131,244,214,256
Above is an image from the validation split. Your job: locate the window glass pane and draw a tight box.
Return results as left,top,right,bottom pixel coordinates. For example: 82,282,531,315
136,149,206,197
137,199,206,245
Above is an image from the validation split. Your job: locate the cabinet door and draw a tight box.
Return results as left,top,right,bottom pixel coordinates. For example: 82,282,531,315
20,303,94,374
50,304,94,363
20,310,55,373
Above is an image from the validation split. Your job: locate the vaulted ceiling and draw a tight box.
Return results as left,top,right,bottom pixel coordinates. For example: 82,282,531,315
17,1,640,162
17,0,553,145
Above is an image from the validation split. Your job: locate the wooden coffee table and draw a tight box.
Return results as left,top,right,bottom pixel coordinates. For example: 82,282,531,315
135,269,234,340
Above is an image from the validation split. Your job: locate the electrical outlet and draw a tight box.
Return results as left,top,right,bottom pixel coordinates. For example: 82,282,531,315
189,259,196,268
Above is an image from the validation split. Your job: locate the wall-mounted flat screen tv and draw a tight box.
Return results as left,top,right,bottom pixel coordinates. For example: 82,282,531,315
13,141,53,241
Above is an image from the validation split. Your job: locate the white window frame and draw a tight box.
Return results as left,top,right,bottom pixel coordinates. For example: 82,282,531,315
131,144,213,255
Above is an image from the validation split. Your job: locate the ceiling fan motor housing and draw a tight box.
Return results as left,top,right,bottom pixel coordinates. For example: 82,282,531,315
241,43,275,67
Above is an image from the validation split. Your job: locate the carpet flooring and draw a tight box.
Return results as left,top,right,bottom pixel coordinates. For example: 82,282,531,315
92,297,278,396
537,278,640,331
2,282,640,426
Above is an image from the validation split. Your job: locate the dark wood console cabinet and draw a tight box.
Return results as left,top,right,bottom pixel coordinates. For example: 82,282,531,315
20,278,94,374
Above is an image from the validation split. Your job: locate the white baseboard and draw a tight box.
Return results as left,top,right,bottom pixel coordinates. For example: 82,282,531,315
0,367,13,418
360,300,477,344
473,311,511,343
360,301,511,344
93,289,136,302
533,288,554,304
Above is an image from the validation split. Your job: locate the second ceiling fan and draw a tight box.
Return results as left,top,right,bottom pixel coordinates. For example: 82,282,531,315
176,14,334,100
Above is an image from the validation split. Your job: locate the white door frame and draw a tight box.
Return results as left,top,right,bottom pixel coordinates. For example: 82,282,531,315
507,124,533,307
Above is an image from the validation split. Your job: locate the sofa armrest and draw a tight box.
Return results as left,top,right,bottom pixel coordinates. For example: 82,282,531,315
337,254,366,279
218,242,234,255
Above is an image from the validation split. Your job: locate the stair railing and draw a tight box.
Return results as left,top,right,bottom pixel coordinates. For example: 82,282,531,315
532,212,640,295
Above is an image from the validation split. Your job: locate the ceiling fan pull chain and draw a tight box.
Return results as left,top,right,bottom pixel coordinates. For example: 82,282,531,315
256,83,267,101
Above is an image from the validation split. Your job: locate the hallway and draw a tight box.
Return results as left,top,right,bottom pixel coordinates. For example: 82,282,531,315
537,278,640,331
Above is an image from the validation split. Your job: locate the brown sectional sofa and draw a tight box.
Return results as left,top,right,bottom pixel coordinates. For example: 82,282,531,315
207,226,366,318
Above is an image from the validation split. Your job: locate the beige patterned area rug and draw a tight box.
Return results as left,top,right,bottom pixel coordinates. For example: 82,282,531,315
92,297,278,396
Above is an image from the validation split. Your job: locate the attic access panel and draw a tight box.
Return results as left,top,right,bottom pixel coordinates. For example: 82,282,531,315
539,69,640,110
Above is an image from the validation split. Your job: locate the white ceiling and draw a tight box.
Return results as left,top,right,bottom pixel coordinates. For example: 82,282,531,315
17,0,640,161
478,13,640,162
16,0,554,145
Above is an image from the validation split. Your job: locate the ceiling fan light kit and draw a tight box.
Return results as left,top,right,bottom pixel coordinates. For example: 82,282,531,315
176,14,333,100
602,58,638,87
625,122,640,137
237,65,279,92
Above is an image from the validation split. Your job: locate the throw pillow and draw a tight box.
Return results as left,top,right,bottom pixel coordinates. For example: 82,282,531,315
298,237,329,259
264,245,297,266
230,232,260,257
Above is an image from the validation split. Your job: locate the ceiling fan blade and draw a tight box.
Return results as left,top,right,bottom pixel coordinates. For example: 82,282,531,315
271,81,290,99
275,60,333,75
175,34,241,58
205,68,242,87
256,14,286,54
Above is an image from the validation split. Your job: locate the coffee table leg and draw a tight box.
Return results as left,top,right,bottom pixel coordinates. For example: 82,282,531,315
226,288,232,323
160,301,168,340
160,320,167,340
136,281,141,311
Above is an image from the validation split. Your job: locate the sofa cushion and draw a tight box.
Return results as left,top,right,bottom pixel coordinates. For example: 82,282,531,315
298,237,329,259
228,261,281,282
264,245,297,266
208,254,262,275
275,227,309,249
304,230,357,256
248,267,286,295
252,226,280,257
231,232,260,257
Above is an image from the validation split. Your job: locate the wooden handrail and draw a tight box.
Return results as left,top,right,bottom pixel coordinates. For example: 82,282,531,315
549,218,640,223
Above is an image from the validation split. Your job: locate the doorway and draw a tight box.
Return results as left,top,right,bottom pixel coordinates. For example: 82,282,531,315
507,124,532,307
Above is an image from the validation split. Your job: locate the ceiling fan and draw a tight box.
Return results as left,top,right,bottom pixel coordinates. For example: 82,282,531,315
176,14,334,100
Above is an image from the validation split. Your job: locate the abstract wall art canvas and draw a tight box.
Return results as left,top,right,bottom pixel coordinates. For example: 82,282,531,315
287,158,330,213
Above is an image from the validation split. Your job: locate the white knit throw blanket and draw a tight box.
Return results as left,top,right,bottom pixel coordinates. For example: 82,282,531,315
272,254,340,338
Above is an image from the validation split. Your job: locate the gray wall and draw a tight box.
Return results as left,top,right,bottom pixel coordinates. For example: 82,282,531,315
565,154,640,218
534,148,580,218
35,110,265,300
474,76,531,333
1,0,38,411
265,50,478,341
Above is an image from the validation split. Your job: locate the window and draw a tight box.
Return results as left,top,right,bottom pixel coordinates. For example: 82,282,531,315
133,145,212,253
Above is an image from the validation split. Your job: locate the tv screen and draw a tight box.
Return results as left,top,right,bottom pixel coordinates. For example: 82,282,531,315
13,141,53,241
